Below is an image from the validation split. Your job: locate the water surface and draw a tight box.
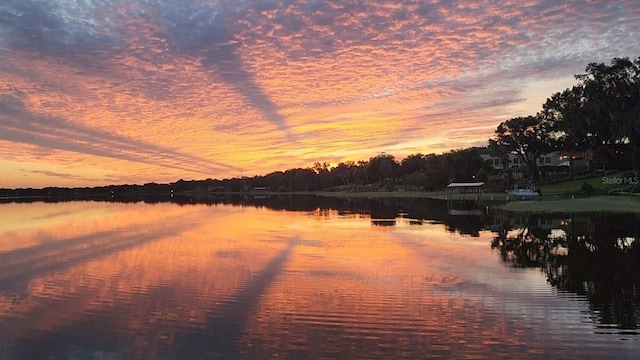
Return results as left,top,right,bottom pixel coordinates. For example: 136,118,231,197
0,198,638,359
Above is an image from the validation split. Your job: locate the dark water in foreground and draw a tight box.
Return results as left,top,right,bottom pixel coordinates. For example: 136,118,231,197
0,196,639,359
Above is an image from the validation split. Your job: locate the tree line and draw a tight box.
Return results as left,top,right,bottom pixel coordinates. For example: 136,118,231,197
0,148,492,198
214,148,490,193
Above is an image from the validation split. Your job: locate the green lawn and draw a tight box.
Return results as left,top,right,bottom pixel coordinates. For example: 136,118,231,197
539,171,636,194
498,195,640,214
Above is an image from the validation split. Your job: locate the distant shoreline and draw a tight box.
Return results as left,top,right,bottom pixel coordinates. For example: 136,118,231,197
3,191,639,215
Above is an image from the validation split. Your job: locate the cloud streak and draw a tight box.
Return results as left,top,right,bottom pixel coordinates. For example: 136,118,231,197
0,94,237,175
157,1,291,133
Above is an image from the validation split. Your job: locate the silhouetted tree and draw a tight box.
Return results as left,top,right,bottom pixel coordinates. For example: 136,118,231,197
444,148,490,182
367,153,399,187
492,115,553,184
577,57,640,173
400,153,427,175
542,85,590,173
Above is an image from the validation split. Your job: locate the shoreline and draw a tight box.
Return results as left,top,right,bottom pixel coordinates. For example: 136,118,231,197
3,191,640,214
314,191,640,214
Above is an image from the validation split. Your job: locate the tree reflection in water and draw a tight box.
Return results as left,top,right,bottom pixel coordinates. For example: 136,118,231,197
491,212,640,332
202,195,640,332
204,193,640,333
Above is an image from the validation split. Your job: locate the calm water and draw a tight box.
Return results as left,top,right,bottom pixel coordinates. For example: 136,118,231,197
0,196,638,359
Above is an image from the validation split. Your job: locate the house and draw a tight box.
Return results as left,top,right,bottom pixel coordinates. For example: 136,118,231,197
556,150,592,169
478,150,523,170
480,150,592,171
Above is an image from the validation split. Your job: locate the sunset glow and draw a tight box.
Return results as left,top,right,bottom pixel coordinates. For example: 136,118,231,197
1,0,639,188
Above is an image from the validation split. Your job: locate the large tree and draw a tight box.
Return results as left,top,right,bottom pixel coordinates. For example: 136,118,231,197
367,153,399,186
542,85,591,164
443,148,490,182
492,115,553,184
400,153,427,175
576,57,640,172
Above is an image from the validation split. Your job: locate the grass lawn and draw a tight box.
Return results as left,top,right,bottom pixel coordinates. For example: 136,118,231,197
539,171,636,194
497,195,640,214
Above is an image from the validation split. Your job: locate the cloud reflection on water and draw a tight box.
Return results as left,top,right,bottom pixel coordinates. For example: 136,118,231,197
0,200,637,358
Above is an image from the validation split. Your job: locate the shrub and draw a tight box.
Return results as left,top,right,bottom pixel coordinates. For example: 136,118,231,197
580,182,595,194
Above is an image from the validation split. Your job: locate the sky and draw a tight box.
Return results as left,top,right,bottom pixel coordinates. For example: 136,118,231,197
1,0,639,188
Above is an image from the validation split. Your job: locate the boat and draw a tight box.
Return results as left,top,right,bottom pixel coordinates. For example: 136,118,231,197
506,188,541,197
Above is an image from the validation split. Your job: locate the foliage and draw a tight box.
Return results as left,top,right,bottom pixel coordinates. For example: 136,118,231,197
542,57,640,172
580,58,640,171
580,182,595,194
400,153,427,174
367,153,399,185
444,148,491,182
541,85,591,155
492,115,553,183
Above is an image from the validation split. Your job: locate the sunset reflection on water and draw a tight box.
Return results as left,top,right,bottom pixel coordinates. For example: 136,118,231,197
0,201,636,359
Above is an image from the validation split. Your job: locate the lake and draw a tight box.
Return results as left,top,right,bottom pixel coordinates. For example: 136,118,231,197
0,196,638,359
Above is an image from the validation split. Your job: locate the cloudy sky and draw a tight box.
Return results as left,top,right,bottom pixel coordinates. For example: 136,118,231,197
1,0,639,188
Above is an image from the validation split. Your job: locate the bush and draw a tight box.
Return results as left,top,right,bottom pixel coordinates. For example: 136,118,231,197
580,182,595,194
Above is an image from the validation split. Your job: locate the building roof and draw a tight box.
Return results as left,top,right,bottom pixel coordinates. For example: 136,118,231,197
446,182,485,188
